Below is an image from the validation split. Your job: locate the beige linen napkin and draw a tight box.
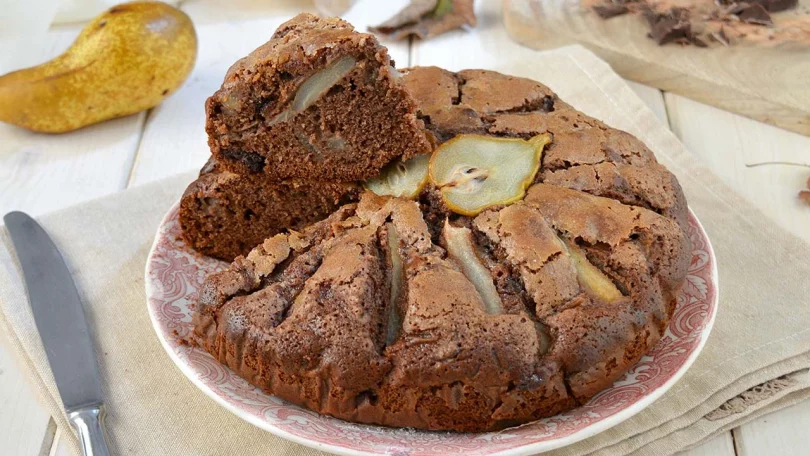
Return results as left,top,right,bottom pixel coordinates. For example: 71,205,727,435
2,46,810,456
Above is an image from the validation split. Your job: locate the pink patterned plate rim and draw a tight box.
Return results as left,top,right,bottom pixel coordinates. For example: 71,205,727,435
146,201,718,456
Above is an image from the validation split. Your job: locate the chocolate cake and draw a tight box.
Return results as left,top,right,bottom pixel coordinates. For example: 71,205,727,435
182,66,687,261
189,42,691,431
205,13,433,181
179,158,360,260
194,185,689,432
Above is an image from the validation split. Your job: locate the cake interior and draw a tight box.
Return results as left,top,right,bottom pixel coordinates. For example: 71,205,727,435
207,15,432,181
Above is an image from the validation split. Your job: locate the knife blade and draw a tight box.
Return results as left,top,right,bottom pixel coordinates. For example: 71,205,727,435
4,211,111,456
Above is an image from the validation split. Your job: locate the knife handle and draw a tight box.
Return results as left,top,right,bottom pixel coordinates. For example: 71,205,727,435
68,405,111,456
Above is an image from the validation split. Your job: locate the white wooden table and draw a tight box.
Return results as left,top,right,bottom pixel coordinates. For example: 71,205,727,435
1,1,809,455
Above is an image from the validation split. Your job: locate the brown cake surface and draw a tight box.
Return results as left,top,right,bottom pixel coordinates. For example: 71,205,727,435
194,186,689,432
189,64,691,432
183,66,686,261
401,66,688,230
205,13,433,181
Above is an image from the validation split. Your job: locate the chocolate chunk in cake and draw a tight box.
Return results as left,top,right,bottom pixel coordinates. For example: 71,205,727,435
206,13,433,181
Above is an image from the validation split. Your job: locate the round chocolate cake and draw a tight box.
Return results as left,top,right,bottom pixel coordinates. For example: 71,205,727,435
187,14,690,433
194,181,688,432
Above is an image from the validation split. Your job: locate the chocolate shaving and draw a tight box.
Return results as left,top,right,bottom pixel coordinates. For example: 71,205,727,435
735,3,773,26
756,0,799,13
647,8,694,45
593,4,630,19
710,27,731,46
690,35,709,47
370,0,476,41
722,0,798,12
723,3,747,16
591,0,798,47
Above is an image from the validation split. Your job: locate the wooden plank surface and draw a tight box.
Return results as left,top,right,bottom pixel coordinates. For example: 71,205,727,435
0,26,145,216
501,0,810,136
625,81,667,125
735,399,810,456
665,92,810,244
677,433,737,456
0,330,51,456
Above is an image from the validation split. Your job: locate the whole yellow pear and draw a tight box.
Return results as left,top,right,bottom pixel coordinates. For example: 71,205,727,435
0,1,197,133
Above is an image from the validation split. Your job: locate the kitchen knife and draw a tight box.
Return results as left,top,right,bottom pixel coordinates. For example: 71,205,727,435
4,211,111,456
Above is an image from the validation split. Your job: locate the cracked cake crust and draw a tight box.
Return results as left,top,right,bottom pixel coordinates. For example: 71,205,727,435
182,66,687,261
188,63,691,432
193,184,689,431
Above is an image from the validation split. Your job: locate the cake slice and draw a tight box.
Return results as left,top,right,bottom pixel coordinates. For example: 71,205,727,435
205,13,433,181
179,158,360,260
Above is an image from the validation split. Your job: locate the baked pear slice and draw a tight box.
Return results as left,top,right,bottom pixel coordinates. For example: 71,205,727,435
564,241,624,303
442,220,503,314
365,154,430,199
385,223,404,345
430,133,551,215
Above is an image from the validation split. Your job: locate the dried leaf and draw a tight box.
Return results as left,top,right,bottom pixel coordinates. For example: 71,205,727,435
370,0,476,41
372,0,437,31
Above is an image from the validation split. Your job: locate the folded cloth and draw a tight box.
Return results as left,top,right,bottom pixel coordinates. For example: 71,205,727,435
2,45,809,456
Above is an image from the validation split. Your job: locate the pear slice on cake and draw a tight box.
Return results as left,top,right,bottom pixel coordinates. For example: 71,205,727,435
442,220,503,314
365,154,430,199
429,134,550,216
562,241,624,303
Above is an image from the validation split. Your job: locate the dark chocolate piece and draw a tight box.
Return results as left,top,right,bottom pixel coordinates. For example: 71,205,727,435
593,4,630,19
735,3,773,25
647,8,693,45
592,0,798,47
752,0,798,13
689,34,708,47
